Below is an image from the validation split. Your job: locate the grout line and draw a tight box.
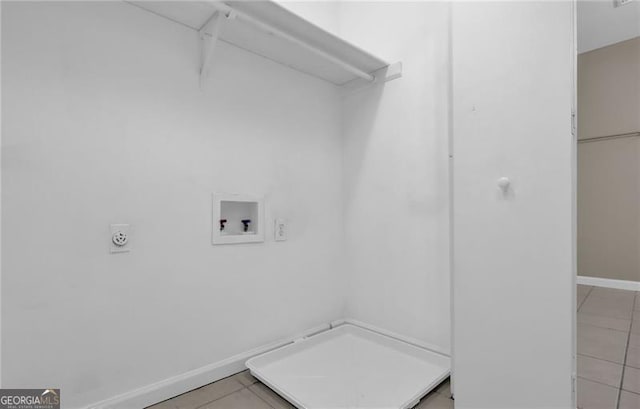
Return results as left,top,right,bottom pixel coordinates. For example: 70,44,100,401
191,372,260,409
246,381,289,409
577,321,630,334
616,293,637,409
577,352,626,366
192,386,248,409
577,286,594,312
577,353,624,366
576,375,620,390
246,384,278,409
148,372,248,409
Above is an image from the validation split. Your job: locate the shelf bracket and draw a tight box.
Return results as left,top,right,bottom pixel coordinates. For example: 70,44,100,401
199,10,232,88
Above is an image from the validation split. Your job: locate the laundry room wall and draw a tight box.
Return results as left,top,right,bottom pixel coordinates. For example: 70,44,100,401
339,1,452,353
1,2,345,407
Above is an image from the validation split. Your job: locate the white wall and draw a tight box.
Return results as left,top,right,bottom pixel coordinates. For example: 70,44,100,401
577,0,640,53
577,37,640,283
1,2,345,407
578,37,640,140
578,137,640,283
340,2,452,353
278,1,341,36
452,1,575,408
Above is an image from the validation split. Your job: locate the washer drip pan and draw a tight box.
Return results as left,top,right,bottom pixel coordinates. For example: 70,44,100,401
246,324,451,409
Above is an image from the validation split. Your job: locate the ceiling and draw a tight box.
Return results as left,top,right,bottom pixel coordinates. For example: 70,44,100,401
578,0,640,53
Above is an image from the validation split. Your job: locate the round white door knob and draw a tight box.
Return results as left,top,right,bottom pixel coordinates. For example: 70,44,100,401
497,177,510,191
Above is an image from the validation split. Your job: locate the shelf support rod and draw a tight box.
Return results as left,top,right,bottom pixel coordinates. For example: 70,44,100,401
207,1,375,82
199,10,231,88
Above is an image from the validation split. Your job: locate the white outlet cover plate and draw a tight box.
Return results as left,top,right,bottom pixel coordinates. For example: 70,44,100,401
274,219,286,241
110,224,131,253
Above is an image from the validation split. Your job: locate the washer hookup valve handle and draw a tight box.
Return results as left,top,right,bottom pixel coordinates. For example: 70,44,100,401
241,219,251,232
219,219,228,231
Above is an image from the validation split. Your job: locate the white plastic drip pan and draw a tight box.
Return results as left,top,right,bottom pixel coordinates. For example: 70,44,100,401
246,324,451,409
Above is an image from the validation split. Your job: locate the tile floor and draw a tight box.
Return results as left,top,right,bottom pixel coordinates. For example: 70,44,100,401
577,285,640,409
147,370,453,409
148,284,640,409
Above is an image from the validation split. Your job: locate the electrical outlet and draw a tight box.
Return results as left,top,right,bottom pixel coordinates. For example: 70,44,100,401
110,224,131,253
274,219,287,241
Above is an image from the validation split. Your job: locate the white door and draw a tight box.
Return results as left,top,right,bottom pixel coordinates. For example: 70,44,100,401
451,1,576,408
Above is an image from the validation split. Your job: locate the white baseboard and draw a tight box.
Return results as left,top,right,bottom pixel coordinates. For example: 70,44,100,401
577,276,640,291
331,318,451,357
85,323,330,409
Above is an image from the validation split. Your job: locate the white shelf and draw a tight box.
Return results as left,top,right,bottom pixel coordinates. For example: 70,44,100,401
129,1,395,86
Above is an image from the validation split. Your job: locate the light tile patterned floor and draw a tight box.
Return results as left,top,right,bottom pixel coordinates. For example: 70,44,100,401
149,284,640,409
147,370,453,409
577,285,640,409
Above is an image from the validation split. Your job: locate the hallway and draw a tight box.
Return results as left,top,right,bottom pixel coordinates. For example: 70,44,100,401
577,285,640,408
